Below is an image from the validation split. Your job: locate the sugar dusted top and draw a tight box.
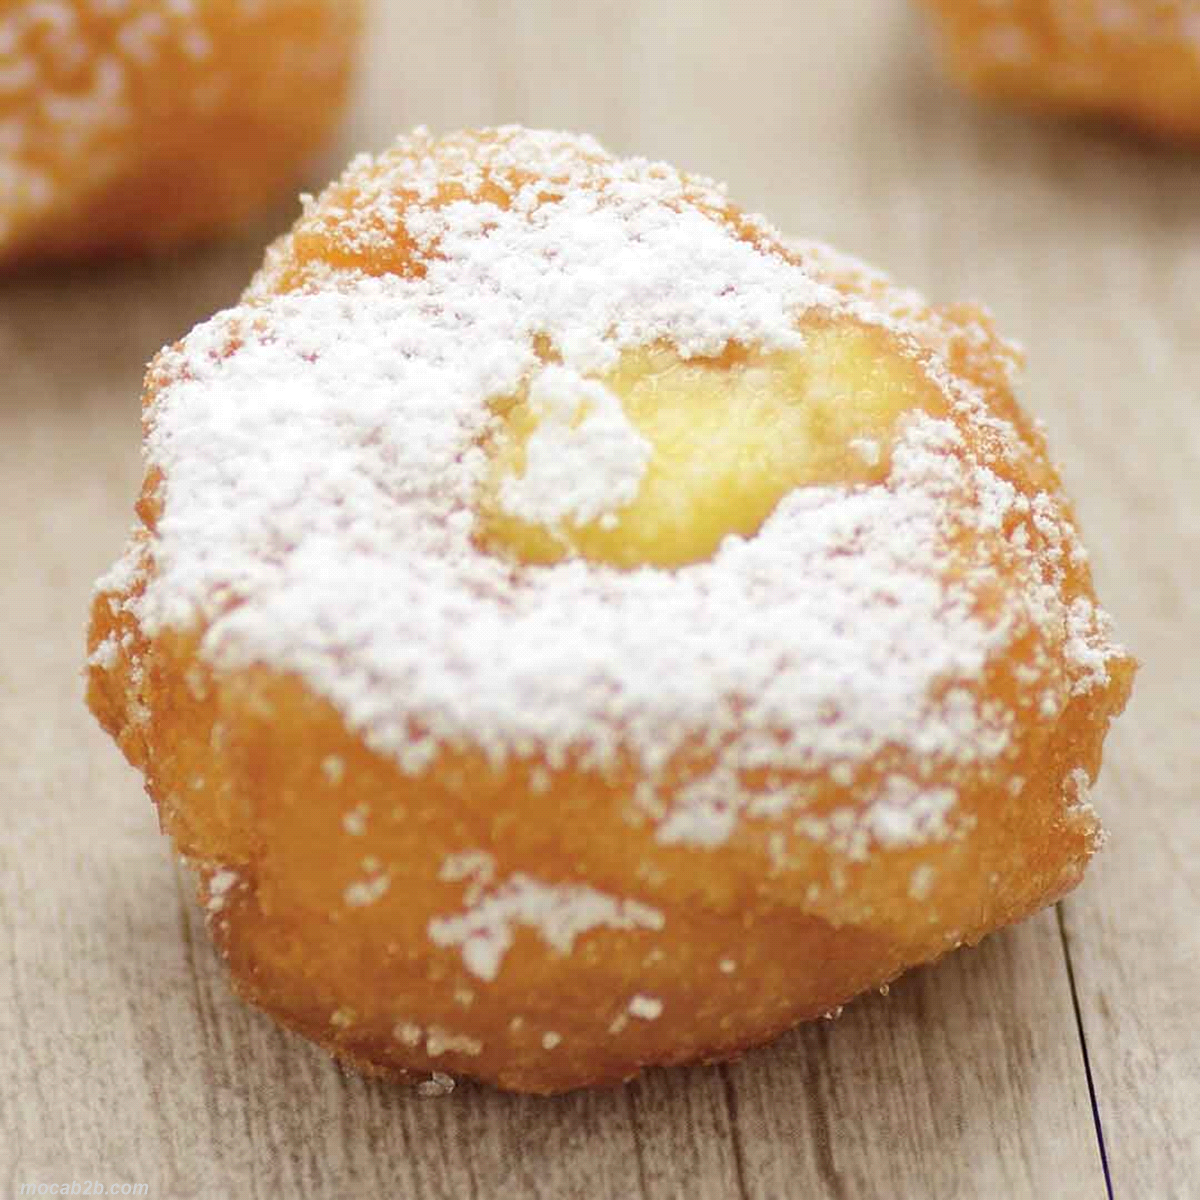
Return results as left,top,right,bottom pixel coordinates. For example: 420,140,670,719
95,126,1127,855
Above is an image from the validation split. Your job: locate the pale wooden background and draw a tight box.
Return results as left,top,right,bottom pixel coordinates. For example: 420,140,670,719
2,2,1197,1197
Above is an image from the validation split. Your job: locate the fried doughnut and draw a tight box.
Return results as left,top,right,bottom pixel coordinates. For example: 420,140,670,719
86,127,1135,1095
0,0,361,267
918,0,1200,141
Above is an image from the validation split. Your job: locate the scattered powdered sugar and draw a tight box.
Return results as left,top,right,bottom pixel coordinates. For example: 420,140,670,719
329,1006,356,1029
341,803,369,836
427,850,665,981
1063,766,1107,851
655,769,747,847
498,366,653,531
104,127,1129,866
88,635,120,671
205,867,239,913
628,994,663,1020
909,865,937,902
394,1021,422,1046
391,1022,483,1058
864,778,959,847
343,866,390,908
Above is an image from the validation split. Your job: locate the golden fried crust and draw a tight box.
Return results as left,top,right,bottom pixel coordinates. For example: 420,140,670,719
87,129,1135,1094
87,606,1131,1094
0,0,361,266
919,0,1200,141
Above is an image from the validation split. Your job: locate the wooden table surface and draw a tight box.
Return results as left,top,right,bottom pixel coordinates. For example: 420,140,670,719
3,2,1198,1197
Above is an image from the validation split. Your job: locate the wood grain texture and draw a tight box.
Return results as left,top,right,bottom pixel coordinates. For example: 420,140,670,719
3,0,1194,1195
873,18,1200,1196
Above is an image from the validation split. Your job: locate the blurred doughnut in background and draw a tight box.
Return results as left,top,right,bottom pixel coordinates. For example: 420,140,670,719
0,0,363,267
917,0,1200,142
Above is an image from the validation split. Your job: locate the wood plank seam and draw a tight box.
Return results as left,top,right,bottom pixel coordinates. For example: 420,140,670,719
1056,905,1115,1200
624,1085,654,1200
717,1062,753,1200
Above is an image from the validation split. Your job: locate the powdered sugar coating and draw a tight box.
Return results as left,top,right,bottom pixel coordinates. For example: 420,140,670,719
428,851,665,984
497,367,653,530
101,127,1128,857
427,854,666,983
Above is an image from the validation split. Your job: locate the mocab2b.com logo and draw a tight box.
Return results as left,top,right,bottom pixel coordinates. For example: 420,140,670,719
20,1185,149,1196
